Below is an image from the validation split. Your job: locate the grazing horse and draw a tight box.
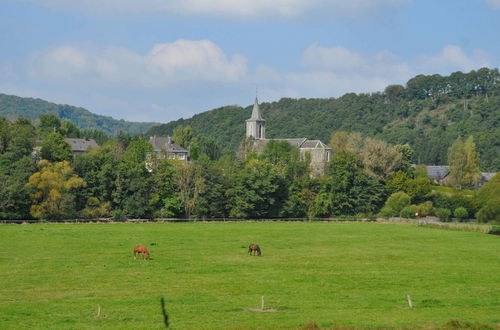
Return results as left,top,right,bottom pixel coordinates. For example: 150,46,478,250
248,244,262,256
133,245,150,259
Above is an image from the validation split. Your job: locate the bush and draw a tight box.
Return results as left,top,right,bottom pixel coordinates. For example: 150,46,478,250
380,191,411,217
453,207,468,220
476,198,500,222
112,209,126,220
416,201,433,216
400,205,418,218
435,208,452,222
489,226,500,235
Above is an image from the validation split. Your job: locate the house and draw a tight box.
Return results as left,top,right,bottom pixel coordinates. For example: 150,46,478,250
425,165,450,185
246,97,332,176
424,165,496,188
148,136,189,161
64,138,99,155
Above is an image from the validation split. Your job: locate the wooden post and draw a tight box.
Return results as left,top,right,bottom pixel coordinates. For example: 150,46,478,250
407,295,413,309
261,296,264,311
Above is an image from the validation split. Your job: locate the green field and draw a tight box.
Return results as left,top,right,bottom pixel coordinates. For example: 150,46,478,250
0,222,499,329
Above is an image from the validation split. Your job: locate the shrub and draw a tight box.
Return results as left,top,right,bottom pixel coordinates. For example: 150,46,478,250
112,209,126,220
453,207,468,220
489,226,500,235
416,201,433,216
380,191,411,217
435,208,452,222
400,205,418,218
476,198,500,223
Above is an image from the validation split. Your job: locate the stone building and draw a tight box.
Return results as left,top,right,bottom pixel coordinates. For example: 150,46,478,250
246,97,331,176
148,135,189,160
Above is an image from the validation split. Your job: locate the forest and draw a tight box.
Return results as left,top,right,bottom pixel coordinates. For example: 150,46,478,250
147,68,500,172
0,93,157,135
0,68,499,221
0,112,498,222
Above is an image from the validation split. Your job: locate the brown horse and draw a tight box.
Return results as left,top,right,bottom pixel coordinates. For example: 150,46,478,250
248,244,261,256
133,245,150,259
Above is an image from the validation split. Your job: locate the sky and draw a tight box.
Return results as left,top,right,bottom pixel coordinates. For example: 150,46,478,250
1,0,499,123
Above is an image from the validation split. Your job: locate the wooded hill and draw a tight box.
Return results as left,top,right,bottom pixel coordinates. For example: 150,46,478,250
146,68,500,171
0,93,157,135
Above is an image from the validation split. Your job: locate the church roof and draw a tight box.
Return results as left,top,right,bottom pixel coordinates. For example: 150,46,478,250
247,97,265,121
300,140,332,150
259,138,331,150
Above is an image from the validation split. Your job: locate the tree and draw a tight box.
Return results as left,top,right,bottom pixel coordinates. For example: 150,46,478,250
26,160,86,219
447,136,481,189
112,138,153,218
38,114,61,136
405,177,432,204
475,173,500,222
172,125,193,148
41,132,72,162
227,158,286,218
0,156,38,219
312,151,385,217
173,160,206,218
360,138,403,180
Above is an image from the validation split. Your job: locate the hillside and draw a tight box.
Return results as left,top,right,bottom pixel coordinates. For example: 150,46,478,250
0,93,158,135
147,68,500,171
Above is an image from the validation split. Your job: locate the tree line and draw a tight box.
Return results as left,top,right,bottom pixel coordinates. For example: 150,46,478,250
146,68,500,171
0,114,498,222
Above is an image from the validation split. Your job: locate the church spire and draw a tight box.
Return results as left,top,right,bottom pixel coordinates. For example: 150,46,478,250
246,95,265,139
249,97,263,120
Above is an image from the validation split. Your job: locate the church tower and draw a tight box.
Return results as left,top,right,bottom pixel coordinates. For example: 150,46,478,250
246,97,265,139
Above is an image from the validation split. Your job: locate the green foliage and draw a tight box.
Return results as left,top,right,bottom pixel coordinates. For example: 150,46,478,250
405,177,432,203
380,191,411,217
454,207,469,220
416,201,434,217
447,136,481,189
400,205,418,218
40,132,73,162
312,151,385,217
435,208,452,222
227,158,286,218
0,93,157,135
146,69,500,171
81,197,111,219
475,173,500,222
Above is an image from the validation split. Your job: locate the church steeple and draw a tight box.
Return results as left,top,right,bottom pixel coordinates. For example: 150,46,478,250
249,97,263,120
246,96,265,139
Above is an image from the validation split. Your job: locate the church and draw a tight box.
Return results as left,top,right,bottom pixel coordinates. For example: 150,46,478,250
246,97,332,176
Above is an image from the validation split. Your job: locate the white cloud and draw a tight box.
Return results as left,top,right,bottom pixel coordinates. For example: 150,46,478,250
250,44,491,100
485,0,500,9
19,42,493,122
416,45,491,73
25,0,408,19
30,40,247,87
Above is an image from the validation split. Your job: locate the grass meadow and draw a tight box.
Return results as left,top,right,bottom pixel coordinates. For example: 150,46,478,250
0,222,499,329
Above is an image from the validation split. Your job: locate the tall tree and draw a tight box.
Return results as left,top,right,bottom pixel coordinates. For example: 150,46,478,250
448,136,481,189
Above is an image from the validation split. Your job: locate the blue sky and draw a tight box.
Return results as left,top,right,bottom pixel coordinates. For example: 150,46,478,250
1,0,499,123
